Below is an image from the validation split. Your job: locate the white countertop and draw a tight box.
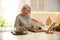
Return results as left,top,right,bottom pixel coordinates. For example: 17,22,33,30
0,31,60,40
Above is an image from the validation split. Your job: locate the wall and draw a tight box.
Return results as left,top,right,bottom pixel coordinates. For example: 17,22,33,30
0,0,2,16
58,0,60,12
44,0,58,12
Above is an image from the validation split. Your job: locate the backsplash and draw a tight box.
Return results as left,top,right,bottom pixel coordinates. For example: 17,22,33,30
30,12,60,25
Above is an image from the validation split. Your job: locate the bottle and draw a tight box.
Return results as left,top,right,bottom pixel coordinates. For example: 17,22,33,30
46,16,52,25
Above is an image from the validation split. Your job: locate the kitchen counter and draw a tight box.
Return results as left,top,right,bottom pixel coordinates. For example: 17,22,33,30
0,31,60,40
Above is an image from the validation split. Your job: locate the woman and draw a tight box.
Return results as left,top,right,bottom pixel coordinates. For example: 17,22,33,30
13,4,42,34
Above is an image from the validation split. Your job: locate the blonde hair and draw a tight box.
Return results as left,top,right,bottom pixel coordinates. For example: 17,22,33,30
21,4,31,12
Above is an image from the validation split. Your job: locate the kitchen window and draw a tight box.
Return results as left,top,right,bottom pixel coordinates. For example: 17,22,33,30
30,0,44,12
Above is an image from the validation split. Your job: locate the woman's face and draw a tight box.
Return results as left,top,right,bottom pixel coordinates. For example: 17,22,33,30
23,7,31,16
